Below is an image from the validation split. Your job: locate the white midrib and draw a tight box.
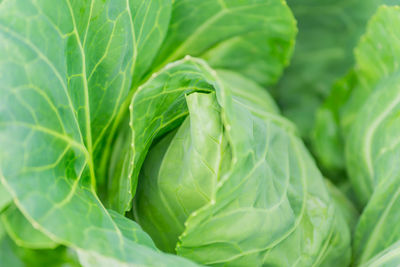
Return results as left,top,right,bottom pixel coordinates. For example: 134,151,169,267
64,0,129,256
65,0,96,188
367,244,400,267
364,88,400,182
93,0,138,183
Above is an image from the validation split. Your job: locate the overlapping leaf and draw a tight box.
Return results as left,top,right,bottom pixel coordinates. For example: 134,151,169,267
129,57,352,266
108,0,297,213
310,5,400,265
0,0,198,265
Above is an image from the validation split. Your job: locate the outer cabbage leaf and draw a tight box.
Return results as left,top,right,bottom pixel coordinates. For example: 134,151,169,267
275,0,380,137
129,57,352,266
0,0,199,265
312,5,400,265
312,3,400,176
349,73,400,265
315,4,400,203
152,0,296,87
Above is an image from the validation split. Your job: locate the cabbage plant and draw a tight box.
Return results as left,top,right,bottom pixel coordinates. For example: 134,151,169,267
125,58,354,266
0,0,396,266
313,5,400,266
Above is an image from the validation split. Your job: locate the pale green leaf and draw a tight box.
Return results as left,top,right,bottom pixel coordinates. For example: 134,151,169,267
135,92,229,253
